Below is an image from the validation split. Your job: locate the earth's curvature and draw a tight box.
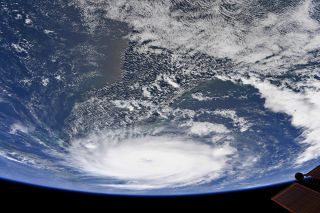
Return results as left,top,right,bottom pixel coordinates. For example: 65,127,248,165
0,0,320,195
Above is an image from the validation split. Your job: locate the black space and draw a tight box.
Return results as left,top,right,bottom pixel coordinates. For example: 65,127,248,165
0,178,290,212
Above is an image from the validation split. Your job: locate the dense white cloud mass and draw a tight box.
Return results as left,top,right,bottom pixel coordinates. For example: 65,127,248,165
68,132,236,189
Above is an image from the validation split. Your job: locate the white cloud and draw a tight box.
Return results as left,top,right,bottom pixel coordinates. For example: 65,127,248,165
41,78,49,87
243,78,320,164
68,0,320,189
11,43,27,54
213,110,251,132
74,0,320,70
189,122,230,136
67,132,236,189
191,93,212,101
9,122,34,135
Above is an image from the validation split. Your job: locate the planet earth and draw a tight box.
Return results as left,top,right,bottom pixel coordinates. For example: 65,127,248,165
0,0,320,195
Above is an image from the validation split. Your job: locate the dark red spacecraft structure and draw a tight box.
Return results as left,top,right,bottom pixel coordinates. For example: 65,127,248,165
272,166,320,213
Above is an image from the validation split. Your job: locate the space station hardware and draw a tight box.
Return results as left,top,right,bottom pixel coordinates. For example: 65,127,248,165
272,166,320,213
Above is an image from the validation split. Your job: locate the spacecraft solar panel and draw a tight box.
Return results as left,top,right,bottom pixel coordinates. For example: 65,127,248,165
306,166,320,179
272,183,320,213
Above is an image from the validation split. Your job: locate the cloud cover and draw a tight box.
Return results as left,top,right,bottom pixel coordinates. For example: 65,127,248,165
67,0,320,190
68,132,236,189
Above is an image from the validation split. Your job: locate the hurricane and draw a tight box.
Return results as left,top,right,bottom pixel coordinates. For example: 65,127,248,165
0,0,320,195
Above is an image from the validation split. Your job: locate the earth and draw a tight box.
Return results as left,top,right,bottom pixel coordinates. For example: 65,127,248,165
0,0,320,195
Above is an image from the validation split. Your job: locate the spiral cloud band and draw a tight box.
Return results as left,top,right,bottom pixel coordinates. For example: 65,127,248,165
68,133,236,190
